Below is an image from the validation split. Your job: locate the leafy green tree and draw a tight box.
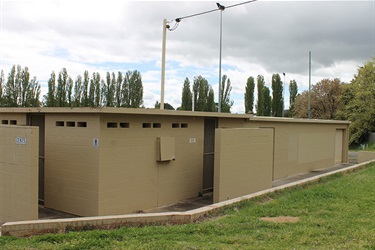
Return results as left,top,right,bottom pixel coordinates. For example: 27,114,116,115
88,73,96,107
181,77,192,111
102,72,115,107
271,73,283,117
288,80,298,117
256,75,265,115
44,71,56,107
220,75,233,113
4,65,17,106
129,70,143,108
56,68,68,107
81,70,90,107
2,65,41,107
207,88,216,112
263,86,272,116
295,78,342,120
0,70,4,106
115,71,123,107
93,73,101,107
121,70,143,108
66,77,73,107
27,76,41,107
155,101,175,110
193,75,215,112
244,76,255,114
73,75,82,107
337,58,375,144
20,66,30,107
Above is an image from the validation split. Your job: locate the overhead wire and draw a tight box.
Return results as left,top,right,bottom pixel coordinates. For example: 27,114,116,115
168,0,258,27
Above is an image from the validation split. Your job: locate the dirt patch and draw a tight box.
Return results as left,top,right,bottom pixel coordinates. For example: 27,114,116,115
257,195,274,204
260,216,300,223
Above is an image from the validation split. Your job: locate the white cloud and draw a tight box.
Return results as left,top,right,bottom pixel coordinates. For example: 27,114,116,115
1,0,373,113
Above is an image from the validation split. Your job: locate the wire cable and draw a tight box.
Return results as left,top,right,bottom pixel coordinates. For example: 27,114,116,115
172,0,258,23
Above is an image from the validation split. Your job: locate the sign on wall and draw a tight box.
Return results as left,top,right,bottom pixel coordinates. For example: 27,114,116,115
15,137,27,145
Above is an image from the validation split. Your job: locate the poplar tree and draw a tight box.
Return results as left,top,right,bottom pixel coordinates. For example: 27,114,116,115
4,65,17,106
81,70,90,107
244,76,255,114
256,75,265,115
120,70,144,108
66,77,73,107
93,72,101,107
193,75,214,112
20,66,30,107
220,75,233,113
180,77,192,111
103,72,115,107
27,76,41,107
263,86,272,116
128,70,143,108
289,79,298,117
73,75,82,107
88,73,96,107
271,73,283,117
115,71,123,107
0,70,4,106
56,68,68,107
44,71,56,107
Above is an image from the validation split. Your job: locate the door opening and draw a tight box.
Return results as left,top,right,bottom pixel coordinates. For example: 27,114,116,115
28,114,45,205
203,118,217,191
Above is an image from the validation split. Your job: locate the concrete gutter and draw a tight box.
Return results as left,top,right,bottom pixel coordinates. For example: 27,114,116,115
1,160,373,237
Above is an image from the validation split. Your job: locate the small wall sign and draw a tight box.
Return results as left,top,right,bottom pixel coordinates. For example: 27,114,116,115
93,138,99,148
15,137,27,145
189,138,196,144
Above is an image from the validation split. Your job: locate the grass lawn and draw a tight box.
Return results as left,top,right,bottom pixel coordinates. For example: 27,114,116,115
1,164,375,249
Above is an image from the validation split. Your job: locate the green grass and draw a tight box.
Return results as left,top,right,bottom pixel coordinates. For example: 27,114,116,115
1,164,375,249
350,141,375,151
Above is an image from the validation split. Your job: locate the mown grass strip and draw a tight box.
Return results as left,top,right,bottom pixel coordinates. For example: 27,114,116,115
1,163,375,249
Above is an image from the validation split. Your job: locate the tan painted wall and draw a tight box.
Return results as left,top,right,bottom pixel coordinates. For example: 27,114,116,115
214,128,273,203
0,108,350,217
44,114,100,216
357,151,375,163
246,120,349,180
98,114,204,215
0,125,38,222
0,113,27,126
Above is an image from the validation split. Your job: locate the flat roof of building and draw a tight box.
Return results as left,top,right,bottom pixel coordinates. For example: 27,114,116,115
0,107,350,124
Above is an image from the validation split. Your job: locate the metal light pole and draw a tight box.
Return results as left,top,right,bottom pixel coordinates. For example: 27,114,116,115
282,72,285,117
160,19,168,110
217,3,225,113
308,51,311,119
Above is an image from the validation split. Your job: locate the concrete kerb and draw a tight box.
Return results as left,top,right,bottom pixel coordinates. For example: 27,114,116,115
1,160,374,238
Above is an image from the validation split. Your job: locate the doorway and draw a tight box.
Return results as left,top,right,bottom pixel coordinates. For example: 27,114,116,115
28,114,45,205
335,129,344,164
203,118,217,191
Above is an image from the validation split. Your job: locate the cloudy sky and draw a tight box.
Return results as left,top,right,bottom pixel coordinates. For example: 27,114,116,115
1,0,374,113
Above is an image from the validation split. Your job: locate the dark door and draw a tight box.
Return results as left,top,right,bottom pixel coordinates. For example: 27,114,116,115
203,118,217,190
28,114,45,205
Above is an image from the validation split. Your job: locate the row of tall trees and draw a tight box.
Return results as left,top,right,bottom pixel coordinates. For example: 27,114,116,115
244,73,298,117
44,68,144,108
179,75,233,112
0,65,41,107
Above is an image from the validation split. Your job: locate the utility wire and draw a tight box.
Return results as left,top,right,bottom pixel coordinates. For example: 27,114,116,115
167,0,258,31
174,0,258,22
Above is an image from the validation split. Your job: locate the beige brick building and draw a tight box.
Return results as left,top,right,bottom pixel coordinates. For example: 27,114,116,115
0,108,349,221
